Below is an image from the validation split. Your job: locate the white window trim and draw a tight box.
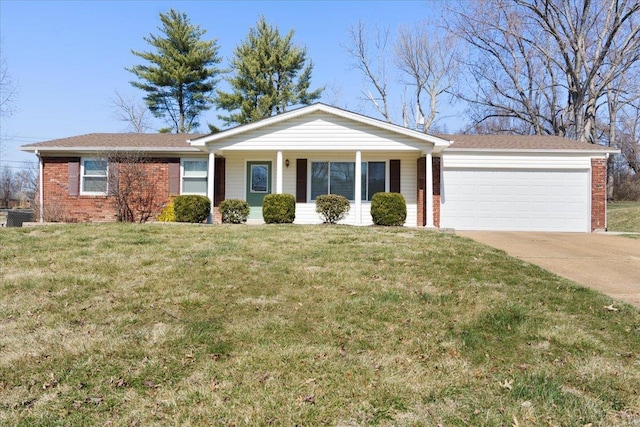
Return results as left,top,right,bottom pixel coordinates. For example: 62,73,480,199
80,157,108,196
362,161,387,201
308,160,388,202
180,158,209,195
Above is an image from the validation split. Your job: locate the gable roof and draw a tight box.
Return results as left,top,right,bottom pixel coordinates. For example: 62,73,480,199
188,103,453,149
444,134,618,153
19,112,619,156
20,133,205,154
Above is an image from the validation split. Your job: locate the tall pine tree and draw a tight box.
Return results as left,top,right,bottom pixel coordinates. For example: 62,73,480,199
216,16,322,126
128,9,221,133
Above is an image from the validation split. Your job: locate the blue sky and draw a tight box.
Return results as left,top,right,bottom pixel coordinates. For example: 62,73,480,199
0,0,455,167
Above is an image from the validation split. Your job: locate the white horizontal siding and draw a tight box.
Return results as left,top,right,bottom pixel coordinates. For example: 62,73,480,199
211,112,430,152
442,152,593,169
219,151,420,226
223,152,276,200
294,202,418,226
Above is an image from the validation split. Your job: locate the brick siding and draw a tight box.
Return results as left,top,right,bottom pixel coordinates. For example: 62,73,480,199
212,207,222,224
41,157,175,222
591,158,607,231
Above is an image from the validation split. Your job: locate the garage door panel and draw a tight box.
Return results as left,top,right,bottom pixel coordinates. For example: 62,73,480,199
441,169,589,232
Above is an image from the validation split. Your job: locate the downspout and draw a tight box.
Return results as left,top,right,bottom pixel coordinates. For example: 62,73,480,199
604,153,609,231
36,150,44,222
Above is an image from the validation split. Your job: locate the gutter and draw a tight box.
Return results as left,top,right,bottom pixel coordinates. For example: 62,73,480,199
444,147,621,155
20,146,202,154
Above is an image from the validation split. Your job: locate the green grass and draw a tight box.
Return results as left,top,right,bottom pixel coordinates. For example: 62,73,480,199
1,223,639,426
608,201,640,233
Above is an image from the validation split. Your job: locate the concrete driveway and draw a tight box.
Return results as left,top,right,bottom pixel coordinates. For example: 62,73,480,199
457,231,640,308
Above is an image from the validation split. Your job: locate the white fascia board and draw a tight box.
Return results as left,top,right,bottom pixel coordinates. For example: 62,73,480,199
20,146,203,154
188,103,452,149
444,148,619,156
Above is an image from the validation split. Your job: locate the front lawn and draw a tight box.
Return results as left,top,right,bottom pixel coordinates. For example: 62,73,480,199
1,224,638,426
608,201,640,233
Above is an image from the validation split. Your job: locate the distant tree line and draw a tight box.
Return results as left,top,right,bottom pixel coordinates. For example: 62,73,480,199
0,165,37,209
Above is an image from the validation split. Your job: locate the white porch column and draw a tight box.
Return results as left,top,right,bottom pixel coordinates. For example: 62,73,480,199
355,150,362,225
276,150,283,194
425,149,434,228
208,149,215,224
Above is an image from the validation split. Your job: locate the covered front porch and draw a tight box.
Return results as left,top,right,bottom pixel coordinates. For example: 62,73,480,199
187,103,451,227
205,148,441,227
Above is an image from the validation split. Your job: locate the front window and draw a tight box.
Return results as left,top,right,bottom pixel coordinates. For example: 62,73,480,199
81,158,108,194
362,161,386,201
311,161,355,200
311,161,386,201
182,159,208,194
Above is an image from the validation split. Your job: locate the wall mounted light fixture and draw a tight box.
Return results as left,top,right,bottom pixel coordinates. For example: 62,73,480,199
285,159,290,168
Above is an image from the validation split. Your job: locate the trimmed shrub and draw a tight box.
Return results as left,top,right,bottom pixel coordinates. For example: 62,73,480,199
263,194,296,224
174,195,211,223
219,199,250,224
316,194,350,224
157,197,176,222
371,192,407,226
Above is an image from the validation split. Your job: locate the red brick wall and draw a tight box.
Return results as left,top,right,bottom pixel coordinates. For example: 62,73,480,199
41,157,176,222
432,157,441,228
591,158,607,231
213,207,222,224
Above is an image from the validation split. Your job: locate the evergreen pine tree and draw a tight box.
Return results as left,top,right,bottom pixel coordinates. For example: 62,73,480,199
217,16,322,126
128,9,221,133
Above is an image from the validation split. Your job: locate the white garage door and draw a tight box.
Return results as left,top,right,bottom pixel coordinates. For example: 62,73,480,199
440,169,590,232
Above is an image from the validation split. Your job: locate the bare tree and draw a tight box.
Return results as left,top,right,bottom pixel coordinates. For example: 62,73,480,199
0,52,17,119
345,22,393,122
15,162,38,202
111,91,153,133
0,166,19,208
105,151,162,222
448,0,640,143
394,21,459,132
617,101,640,175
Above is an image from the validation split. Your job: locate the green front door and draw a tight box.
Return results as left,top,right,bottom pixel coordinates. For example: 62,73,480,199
246,161,272,219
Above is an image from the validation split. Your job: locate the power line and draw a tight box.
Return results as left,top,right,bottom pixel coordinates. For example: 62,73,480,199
0,159,37,164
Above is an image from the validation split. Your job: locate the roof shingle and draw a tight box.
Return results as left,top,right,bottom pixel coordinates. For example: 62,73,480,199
21,131,615,153
443,134,613,151
21,133,205,150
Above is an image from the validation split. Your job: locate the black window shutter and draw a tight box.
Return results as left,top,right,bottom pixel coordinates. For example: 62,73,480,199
168,160,180,195
214,157,226,207
390,159,401,193
68,160,80,196
296,159,307,203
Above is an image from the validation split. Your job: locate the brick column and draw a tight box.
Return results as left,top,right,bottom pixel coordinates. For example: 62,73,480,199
432,157,441,228
591,158,607,231
417,156,441,227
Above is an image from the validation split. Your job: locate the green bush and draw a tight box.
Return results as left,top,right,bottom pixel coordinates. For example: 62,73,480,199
174,195,211,223
219,199,250,224
315,194,350,224
371,192,407,226
157,197,176,222
262,194,296,224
